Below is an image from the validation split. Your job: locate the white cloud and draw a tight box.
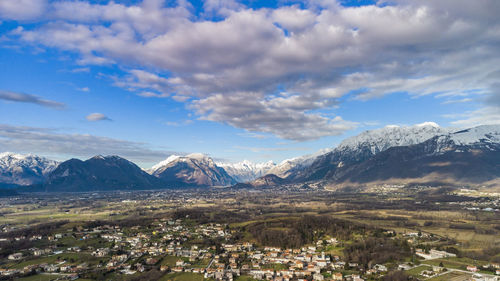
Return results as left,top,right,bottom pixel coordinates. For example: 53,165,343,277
449,106,500,127
86,113,110,121
203,0,243,17
4,0,500,140
0,123,176,163
0,0,46,21
71,67,90,73
0,90,65,109
190,92,356,141
441,98,473,104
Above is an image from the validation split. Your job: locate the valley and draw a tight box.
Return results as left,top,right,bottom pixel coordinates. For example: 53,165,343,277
0,187,499,280
0,124,499,280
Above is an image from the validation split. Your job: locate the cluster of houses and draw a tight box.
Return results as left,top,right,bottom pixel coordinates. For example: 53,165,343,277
2,217,500,281
415,248,457,260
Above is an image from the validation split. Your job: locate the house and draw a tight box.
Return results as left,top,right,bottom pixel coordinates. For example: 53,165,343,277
33,249,44,256
172,267,183,272
374,264,388,272
313,273,324,280
467,265,479,272
416,249,457,260
332,272,343,280
8,253,22,260
398,264,412,270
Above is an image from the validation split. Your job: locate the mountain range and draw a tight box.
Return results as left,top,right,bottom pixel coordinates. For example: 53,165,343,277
41,155,165,192
149,153,236,187
1,123,499,192
0,153,58,186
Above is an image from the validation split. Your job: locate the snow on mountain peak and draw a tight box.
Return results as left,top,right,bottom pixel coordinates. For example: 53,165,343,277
337,122,450,155
267,148,332,178
186,153,209,160
385,125,400,129
0,152,59,185
150,155,182,172
149,153,217,175
444,124,500,146
217,160,276,183
0,152,27,160
416,121,440,128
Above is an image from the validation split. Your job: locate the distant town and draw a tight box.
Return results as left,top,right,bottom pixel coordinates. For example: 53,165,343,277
0,187,499,281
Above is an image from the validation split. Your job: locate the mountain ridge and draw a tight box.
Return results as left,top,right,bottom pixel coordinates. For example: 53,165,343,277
150,153,236,187
1,123,499,191
0,152,59,185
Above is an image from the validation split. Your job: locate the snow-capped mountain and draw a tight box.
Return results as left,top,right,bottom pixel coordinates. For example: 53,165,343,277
217,160,275,182
434,124,500,151
336,122,451,155
45,155,163,191
330,125,500,186
150,153,236,186
288,123,500,185
288,122,453,181
266,148,332,178
0,152,58,185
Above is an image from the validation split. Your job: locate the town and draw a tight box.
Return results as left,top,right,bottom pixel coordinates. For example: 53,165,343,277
2,217,498,281
0,188,499,281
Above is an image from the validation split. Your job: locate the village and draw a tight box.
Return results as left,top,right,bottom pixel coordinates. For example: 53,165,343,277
1,216,500,281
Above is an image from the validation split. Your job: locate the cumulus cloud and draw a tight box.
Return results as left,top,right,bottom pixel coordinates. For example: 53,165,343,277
4,0,500,139
449,106,500,127
191,92,355,141
0,0,47,21
0,90,65,109
203,0,243,17
86,113,111,121
0,123,175,164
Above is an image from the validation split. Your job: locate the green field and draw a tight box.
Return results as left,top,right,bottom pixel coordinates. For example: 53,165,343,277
160,272,206,281
6,253,105,269
16,274,64,281
427,271,471,281
405,265,432,277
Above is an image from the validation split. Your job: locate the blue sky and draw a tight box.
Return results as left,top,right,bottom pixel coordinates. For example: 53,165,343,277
0,0,499,167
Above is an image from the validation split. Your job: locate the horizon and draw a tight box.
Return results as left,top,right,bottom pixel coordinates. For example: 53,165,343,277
1,0,500,168
1,121,497,169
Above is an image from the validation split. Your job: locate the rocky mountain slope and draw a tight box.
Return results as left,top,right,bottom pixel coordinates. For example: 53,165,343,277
331,125,500,186
288,123,452,182
217,160,275,182
43,155,165,192
150,153,236,186
0,153,58,185
266,149,331,179
2,123,498,191
233,174,286,189
288,124,500,187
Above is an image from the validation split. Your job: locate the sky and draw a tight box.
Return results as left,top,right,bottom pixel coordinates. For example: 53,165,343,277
0,0,499,168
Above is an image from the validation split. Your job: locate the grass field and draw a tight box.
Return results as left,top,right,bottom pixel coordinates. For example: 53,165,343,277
16,274,64,281
6,253,104,269
160,272,206,281
161,256,187,266
331,208,500,254
405,265,432,277
427,271,471,281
